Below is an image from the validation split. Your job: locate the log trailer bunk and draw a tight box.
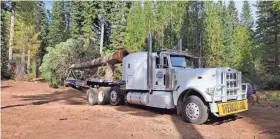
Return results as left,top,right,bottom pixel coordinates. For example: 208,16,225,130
65,33,248,124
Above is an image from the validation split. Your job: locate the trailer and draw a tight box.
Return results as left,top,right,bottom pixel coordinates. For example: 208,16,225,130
65,33,249,124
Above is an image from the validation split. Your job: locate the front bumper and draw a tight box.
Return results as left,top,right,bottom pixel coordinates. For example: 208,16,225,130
209,84,248,117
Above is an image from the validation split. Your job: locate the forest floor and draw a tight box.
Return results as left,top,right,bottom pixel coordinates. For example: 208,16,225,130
2,80,280,139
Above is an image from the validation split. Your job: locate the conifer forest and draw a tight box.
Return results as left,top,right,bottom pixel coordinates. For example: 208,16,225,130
1,1,280,89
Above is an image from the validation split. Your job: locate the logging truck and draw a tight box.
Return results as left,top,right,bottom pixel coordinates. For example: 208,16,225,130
65,33,248,124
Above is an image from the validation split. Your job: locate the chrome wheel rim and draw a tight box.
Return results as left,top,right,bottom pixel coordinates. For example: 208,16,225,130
110,90,117,102
88,93,94,103
98,91,104,102
186,103,200,120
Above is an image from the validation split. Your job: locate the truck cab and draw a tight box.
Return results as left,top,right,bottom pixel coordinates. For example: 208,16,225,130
122,49,248,124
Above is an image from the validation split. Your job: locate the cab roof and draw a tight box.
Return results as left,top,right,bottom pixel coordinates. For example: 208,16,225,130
156,49,193,57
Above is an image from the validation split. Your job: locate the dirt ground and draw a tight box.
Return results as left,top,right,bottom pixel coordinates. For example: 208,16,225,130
1,80,280,139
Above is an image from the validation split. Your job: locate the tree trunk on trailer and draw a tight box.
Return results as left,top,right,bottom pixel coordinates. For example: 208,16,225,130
104,64,115,80
69,49,129,69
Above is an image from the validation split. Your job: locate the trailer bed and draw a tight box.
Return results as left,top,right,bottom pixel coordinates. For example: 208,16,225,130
64,78,125,89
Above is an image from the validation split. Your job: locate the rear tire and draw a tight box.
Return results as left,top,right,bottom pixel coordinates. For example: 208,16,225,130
87,88,98,105
108,87,123,106
182,95,208,124
97,87,110,105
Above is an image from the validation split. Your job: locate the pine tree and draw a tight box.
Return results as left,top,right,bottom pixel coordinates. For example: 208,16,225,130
232,25,253,72
8,2,15,61
221,1,238,66
106,1,130,49
1,1,10,78
125,1,189,52
36,1,49,77
241,1,253,29
180,1,203,57
255,1,280,73
228,0,239,28
69,1,84,39
126,1,155,52
204,1,224,67
11,1,39,79
154,1,170,50
48,1,69,47
80,1,100,39
273,1,280,11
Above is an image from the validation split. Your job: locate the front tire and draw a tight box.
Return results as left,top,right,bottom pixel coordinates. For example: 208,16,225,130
108,87,123,106
182,95,208,124
87,88,98,105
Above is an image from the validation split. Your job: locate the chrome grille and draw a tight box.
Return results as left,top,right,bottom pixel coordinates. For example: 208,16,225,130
221,72,242,98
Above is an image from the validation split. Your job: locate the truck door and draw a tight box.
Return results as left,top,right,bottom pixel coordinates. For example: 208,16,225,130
153,54,173,90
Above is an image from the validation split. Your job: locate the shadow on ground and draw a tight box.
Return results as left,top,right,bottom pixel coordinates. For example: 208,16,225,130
1,88,87,110
239,103,280,139
3,83,280,138
115,104,250,139
1,85,11,89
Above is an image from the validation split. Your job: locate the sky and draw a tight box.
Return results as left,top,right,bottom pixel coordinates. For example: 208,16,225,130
45,0,53,11
44,0,257,25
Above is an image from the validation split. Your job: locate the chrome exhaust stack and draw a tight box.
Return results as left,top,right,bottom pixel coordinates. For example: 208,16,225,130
178,39,182,52
147,32,153,92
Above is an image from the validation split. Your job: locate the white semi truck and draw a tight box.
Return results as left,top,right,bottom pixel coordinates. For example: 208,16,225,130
66,33,248,124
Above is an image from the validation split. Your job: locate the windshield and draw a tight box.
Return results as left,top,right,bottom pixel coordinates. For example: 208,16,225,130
170,55,193,68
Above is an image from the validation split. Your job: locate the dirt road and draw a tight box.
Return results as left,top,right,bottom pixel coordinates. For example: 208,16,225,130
2,80,280,139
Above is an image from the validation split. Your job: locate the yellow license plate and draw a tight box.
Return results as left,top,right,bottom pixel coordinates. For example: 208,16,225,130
218,100,248,116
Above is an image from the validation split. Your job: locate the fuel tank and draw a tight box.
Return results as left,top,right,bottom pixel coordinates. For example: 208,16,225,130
126,92,149,105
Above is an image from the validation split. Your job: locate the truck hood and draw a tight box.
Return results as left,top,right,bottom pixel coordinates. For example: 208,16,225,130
173,67,238,101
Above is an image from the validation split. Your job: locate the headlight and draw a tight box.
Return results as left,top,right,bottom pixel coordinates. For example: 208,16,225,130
206,88,215,95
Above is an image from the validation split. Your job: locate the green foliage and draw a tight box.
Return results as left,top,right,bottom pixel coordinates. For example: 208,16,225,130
107,1,130,49
232,25,253,72
125,2,155,52
227,0,239,28
265,91,280,101
39,39,99,86
36,1,49,74
241,1,253,29
221,1,238,66
14,18,39,59
80,2,100,39
204,1,224,67
48,1,70,48
255,72,280,90
2,1,279,90
254,1,280,89
180,1,203,56
1,2,10,79
273,1,280,11
15,1,37,26
68,1,84,39
125,1,189,52
255,1,280,73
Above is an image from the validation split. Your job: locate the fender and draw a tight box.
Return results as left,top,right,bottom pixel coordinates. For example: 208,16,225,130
173,86,211,106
